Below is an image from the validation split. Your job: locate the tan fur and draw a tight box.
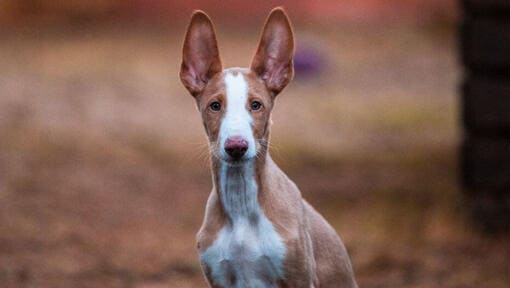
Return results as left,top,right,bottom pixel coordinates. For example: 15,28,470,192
181,7,357,288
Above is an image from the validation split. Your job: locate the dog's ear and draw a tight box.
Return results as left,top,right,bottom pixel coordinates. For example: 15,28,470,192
251,7,294,96
180,11,222,97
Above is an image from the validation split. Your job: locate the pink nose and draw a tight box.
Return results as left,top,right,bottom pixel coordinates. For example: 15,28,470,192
224,136,248,159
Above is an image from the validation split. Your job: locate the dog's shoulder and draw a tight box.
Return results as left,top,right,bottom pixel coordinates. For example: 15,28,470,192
197,191,225,253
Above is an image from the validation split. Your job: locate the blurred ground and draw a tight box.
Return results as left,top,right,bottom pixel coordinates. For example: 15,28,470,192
0,17,509,288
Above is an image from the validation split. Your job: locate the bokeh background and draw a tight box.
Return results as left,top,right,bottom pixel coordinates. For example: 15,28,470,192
1,1,509,287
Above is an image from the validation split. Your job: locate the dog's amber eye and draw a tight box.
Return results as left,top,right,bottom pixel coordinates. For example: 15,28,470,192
250,101,262,111
209,101,221,111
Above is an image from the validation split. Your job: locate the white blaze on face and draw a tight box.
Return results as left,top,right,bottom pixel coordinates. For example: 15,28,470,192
219,71,256,160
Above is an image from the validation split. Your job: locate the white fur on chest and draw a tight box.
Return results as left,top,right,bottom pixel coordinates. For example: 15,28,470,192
201,161,286,288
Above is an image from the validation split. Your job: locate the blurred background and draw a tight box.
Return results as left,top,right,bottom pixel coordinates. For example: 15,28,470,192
1,1,509,287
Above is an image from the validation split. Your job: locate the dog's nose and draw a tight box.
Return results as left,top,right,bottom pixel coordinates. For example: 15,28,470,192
224,136,248,159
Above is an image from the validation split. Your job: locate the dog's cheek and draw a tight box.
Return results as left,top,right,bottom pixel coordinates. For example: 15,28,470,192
252,112,268,141
205,112,223,143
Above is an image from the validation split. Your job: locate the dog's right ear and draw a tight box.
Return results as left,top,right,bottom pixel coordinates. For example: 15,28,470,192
180,11,222,97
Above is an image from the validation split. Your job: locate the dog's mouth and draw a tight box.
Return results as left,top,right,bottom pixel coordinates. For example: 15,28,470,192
219,156,254,166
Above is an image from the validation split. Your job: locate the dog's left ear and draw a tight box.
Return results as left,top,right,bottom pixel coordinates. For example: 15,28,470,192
251,7,295,97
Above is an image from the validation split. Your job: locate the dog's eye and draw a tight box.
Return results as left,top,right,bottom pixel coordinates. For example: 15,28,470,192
250,101,262,111
209,101,221,111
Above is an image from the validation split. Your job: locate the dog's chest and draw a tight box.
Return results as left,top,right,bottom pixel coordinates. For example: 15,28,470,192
200,162,286,287
201,217,286,288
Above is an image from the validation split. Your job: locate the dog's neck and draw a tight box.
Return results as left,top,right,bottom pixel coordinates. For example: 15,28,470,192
211,151,269,224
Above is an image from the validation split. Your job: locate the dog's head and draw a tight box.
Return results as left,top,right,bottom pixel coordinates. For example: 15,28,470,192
180,8,294,165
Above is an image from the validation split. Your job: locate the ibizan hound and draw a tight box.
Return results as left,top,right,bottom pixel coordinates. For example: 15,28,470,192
180,7,358,288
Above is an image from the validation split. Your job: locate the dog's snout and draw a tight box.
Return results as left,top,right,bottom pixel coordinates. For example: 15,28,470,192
224,136,248,159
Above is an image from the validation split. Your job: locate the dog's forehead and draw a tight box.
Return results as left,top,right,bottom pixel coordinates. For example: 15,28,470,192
201,68,270,102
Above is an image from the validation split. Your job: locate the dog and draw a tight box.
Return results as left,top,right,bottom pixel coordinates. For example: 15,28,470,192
179,7,357,288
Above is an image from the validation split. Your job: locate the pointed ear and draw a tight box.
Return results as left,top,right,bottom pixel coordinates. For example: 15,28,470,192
180,11,222,97
250,7,295,96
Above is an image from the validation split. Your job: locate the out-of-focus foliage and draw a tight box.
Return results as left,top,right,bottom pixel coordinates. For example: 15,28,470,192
0,0,456,26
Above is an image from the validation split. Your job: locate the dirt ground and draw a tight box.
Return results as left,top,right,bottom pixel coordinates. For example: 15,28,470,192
1,22,509,288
